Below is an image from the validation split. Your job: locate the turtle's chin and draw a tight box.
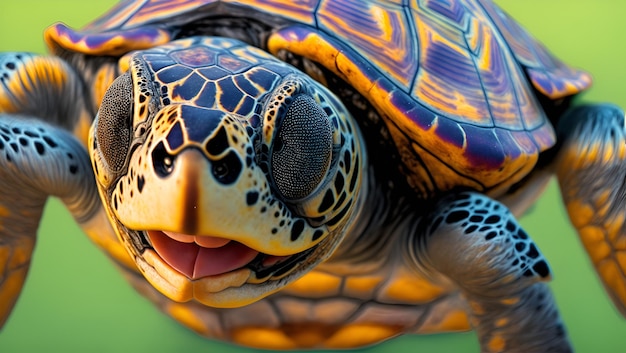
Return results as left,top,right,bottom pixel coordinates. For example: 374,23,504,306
122,228,323,308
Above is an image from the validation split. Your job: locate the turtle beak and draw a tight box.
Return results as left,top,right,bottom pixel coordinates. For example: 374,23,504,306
156,147,206,235
113,140,324,256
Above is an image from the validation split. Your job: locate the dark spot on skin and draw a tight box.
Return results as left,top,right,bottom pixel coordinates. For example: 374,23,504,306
485,231,498,240
317,190,334,213
506,221,516,232
526,243,540,259
260,206,266,213
69,165,78,174
5,62,15,70
533,260,550,278
334,173,344,192
43,136,57,148
137,175,145,193
464,224,478,234
10,142,18,152
11,127,20,134
0,140,4,150
290,219,305,241
445,210,469,224
469,215,483,223
271,228,278,234
34,142,44,155
246,191,259,206
333,193,346,211
18,137,27,146
522,269,533,277
348,157,359,191
113,195,118,210
326,200,352,227
24,130,38,138
484,215,500,224
517,229,528,240
343,150,351,172
312,230,324,241
515,242,526,252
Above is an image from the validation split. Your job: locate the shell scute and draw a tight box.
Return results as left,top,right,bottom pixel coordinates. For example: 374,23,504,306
317,0,418,91
478,0,592,98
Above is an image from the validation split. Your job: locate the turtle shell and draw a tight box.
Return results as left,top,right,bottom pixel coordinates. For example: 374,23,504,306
45,0,592,198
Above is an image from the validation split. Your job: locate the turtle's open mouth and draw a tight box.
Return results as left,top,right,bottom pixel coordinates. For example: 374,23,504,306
145,230,314,280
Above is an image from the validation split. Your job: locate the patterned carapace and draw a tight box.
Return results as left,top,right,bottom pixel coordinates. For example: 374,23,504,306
46,0,591,199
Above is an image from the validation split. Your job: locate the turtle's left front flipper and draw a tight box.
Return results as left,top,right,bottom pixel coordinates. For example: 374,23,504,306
555,103,626,315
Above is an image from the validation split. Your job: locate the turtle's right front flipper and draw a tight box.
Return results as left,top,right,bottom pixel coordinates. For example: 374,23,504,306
0,52,114,328
0,113,101,327
0,53,95,145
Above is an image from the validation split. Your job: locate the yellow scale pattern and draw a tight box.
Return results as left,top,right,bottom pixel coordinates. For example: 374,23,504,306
559,138,626,312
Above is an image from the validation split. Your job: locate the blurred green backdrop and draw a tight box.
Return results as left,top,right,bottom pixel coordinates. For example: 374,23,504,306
0,1,625,352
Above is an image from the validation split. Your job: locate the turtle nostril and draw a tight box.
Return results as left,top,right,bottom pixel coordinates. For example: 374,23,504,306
211,150,242,185
152,141,175,177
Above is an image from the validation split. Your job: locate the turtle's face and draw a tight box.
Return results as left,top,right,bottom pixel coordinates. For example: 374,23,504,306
88,37,365,307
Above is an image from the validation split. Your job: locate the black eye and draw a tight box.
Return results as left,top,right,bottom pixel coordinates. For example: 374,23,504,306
95,73,133,174
271,94,333,200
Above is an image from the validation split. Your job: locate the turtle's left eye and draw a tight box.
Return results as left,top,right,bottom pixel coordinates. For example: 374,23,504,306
95,72,133,174
271,94,333,200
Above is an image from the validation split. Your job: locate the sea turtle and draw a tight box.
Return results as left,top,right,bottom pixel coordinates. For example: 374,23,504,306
0,0,625,352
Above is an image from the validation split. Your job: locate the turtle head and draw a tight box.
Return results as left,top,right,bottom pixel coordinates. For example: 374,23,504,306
88,37,365,307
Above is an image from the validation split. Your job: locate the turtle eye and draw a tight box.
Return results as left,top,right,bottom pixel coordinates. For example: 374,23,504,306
95,73,133,174
271,94,333,200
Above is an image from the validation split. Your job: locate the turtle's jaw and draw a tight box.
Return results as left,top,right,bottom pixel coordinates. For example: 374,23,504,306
126,228,322,307
146,230,291,280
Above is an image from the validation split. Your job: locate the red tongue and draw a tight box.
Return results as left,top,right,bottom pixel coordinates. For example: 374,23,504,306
148,231,259,279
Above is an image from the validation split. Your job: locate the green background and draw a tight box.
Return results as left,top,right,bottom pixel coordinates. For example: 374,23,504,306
0,1,625,352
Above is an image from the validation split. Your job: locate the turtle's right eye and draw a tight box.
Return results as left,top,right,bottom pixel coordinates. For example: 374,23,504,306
96,73,133,174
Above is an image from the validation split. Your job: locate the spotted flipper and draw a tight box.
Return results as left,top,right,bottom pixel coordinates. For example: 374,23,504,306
555,104,626,315
415,192,570,352
0,53,119,328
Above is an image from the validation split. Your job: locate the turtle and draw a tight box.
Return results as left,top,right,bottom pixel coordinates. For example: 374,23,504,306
0,0,625,352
